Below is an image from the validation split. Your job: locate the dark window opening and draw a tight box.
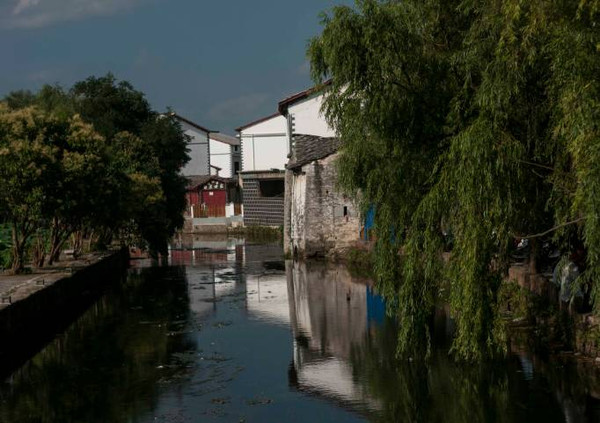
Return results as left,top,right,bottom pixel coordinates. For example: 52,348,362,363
234,161,240,174
259,179,285,197
343,206,348,217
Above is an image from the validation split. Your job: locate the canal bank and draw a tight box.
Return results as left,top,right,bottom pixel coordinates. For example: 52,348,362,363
0,249,129,378
0,241,599,422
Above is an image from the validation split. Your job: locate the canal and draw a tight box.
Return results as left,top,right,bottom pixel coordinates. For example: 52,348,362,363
1,239,600,422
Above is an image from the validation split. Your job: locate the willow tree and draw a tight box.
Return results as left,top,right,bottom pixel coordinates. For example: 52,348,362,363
309,0,600,359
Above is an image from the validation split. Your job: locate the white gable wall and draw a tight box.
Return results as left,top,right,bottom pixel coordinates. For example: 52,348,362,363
209,137,233,178
287,93,336,138
180,122,210,177
239,114,289,172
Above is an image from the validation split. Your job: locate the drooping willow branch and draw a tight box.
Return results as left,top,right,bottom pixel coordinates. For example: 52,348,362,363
516,159,555,172
512,217,586,239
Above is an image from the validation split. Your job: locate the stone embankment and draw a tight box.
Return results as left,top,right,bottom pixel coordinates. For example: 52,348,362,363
0,249,128,375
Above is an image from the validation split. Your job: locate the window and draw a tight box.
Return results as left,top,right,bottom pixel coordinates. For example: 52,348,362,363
234,161,240,174
259,179,285,197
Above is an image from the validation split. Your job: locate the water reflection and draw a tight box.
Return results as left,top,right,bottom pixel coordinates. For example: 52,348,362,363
0,266,196,423
287,261,380,412
0,241,599,422
284,260,600,423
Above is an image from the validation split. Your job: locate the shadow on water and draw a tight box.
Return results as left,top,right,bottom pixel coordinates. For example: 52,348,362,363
1,240,600,422
0,265,196,423
0,272,127,382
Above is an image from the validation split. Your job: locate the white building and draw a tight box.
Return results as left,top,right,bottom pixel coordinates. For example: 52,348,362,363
209,132,241,178
277,83,360,257
171,113,240,178
236,113,289,172
235,83,337,228
278,84,336,144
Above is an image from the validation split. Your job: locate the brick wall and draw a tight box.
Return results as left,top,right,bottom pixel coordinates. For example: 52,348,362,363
242,174,285,227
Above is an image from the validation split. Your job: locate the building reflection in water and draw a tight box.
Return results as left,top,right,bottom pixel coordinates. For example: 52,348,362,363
283,259,600,423
285,260,383,413
166,239,600,422
174,236,246,320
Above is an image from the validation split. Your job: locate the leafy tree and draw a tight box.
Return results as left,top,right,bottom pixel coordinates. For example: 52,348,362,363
45,115,106,264
139,116,190,254
309,0,600,359
0,74,189,269
0,105,57,273
4,90,36,110
71,74,153,140
69,74,189,255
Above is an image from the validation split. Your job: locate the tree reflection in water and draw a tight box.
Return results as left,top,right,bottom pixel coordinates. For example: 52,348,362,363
1,250,599,422
286,260,600,423
0,266,196,423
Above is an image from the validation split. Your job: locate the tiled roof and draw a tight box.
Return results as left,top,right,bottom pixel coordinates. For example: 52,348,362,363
235,112,282,132
170,113,214,133
210,132,239,146
278,79,332,114
287,134,341,170
186,175,230,190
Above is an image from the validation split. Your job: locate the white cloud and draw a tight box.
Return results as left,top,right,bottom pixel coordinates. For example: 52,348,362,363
2,0,145,29
13,0,42,15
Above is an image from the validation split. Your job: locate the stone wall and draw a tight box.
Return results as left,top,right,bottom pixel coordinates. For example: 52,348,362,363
285,153,361,258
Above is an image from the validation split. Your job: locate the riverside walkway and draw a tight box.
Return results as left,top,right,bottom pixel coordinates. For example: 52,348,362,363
0,253,110,310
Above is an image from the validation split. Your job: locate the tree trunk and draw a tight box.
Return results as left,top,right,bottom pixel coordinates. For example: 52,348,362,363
32,233,45,268
48,240,63,265
72,231,84,258
47,218,69,265
10,226,25,274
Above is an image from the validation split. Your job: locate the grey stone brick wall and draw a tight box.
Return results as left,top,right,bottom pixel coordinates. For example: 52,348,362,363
285,153,360,258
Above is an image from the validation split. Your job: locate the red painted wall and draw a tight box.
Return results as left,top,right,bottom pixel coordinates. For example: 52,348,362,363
188,191,200,206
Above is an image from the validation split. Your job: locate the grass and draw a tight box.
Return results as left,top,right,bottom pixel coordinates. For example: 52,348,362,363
228,225,282,244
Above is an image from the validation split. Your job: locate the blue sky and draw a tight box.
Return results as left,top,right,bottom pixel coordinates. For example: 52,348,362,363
0,0,352,134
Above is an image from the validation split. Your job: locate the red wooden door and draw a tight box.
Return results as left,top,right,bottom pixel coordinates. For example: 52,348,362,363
202,190,226,207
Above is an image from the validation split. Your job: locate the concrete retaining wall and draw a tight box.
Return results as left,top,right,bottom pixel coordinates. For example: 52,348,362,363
0,249,129,378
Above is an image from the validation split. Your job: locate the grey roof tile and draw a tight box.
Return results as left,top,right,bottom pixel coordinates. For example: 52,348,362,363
287,134,341,170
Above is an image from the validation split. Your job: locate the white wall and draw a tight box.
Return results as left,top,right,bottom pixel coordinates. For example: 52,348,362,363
287,92,336,138
209,137,232,178
180,122,210,177
290,173,306,253
239,114,289,171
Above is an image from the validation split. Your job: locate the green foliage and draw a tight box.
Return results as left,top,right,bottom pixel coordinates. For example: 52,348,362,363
0,224,11,270
69,76,189,255
346,247,374,276
497,281,532,321
71,73,153,140
0,73,190,270
309,0,600,359
0,105,60,272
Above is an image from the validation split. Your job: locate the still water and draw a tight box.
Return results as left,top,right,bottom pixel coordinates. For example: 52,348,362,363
1,239,600,422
